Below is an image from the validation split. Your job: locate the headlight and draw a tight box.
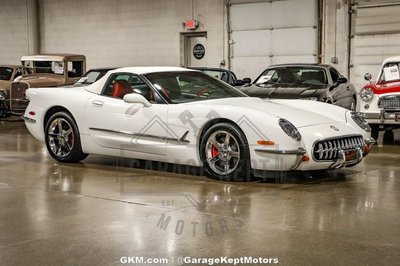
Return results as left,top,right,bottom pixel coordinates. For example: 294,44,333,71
279,119,302,141
351,112,371,132
0,90,6,101
360,87,374,102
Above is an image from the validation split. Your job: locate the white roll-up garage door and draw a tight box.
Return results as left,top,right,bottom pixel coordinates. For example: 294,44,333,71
350,1,400,90
228,0,319,80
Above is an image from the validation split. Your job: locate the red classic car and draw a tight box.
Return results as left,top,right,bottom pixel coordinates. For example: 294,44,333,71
360,56,400,140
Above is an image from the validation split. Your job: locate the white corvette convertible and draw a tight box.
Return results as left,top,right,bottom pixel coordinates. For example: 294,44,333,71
23,67,374,181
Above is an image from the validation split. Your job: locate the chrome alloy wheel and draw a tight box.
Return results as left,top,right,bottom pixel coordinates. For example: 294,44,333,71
47,118,75,158
205,130,240,176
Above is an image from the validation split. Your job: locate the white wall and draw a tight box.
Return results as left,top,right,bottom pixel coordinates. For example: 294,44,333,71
0,0,39,65
0,0,370,81
39,0,226,69
322,0,350,77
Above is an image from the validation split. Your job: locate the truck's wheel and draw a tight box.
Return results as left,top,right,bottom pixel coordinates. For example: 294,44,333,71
45,111,88,163
370,125,379,142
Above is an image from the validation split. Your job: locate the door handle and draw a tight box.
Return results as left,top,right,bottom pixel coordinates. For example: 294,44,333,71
91,100,104,107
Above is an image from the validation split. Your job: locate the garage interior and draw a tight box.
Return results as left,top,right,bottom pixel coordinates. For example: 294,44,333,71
1,0,400,265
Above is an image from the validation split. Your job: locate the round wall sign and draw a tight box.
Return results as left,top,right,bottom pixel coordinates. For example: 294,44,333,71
193,44,205,60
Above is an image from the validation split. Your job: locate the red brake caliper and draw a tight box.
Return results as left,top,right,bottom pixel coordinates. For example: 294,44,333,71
69,133,74,145
212,146,219,157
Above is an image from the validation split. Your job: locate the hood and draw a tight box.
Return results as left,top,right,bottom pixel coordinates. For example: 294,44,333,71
240,83,327,99
366,80,400,94
17,75,65,87
186,97,345,128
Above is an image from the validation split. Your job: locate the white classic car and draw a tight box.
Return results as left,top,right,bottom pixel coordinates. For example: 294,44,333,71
360,56,400,140
23,67,374,181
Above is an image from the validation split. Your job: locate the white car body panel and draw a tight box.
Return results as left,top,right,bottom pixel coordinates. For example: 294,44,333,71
24,67,372,173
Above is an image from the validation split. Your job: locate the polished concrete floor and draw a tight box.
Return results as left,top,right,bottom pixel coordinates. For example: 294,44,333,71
0,121,399,265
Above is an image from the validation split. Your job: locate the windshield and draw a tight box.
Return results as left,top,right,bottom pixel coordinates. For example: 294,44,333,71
254,67,328,86
22,60,64,75
379,63,400,82
0,67,13,80
144,71,246,103
75,69,109,86
200,69,231,83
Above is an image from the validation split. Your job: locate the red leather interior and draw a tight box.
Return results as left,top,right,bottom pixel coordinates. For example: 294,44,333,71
111,80,132,98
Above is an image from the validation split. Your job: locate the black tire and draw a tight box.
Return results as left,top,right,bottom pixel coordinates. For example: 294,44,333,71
0,100,10,118
383,130,394,145
45,111,88,163
370,124,379,142
200,123,251,181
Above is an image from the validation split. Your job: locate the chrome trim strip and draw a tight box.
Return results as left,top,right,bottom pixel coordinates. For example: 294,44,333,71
89,127,190,144
254,147,306,155
22,116,36,124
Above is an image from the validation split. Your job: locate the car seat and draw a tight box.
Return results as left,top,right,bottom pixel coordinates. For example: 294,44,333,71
111,80,132,99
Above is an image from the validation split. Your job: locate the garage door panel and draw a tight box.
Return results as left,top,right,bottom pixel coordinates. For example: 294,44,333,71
272,28,317,55
229,0,318,79
356,23,400,35
231,56,271,81
351,32,400,89
355,5,400,35
350,3,400,90
231,30,271,57
272,0,317,28
272,55,316,65
353,46,400,59
230,3,270,31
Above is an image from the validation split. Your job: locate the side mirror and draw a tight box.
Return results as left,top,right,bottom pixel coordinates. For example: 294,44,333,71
337,77,348,84
233,79,245,86
243,77,252,84
364,73,372,81
123,93,151,107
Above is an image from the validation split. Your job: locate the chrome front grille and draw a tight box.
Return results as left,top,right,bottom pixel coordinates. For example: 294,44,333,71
313,135,364,161
378,95,400,110
10,82,29,111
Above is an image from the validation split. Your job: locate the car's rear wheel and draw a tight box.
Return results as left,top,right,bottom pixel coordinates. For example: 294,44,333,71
200,123,251,181
45,111,88,163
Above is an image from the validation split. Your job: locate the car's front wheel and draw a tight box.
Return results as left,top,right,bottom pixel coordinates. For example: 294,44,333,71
45,111,88,163
200,123,251,181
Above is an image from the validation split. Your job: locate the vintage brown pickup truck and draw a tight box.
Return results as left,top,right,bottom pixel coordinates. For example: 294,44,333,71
9,54,86,114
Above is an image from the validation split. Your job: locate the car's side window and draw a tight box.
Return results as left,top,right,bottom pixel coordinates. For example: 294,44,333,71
330,67,340,83
102,73,156,102
14,68,22,79
67,61,83,78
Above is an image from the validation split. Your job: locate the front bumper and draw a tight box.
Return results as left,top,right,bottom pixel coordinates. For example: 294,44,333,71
361,110,400,124
251,136,374,172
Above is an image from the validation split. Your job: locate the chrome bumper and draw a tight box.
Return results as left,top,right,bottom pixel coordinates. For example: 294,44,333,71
362,110,400,123
254,147,306,155
255,147,306,170
329,137,374,169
